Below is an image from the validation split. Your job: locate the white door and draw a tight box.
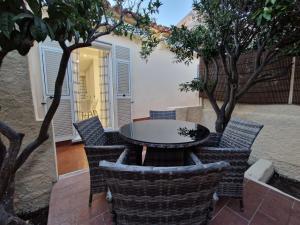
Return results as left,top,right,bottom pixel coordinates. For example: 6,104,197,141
115,45,132,127
40,45,74,142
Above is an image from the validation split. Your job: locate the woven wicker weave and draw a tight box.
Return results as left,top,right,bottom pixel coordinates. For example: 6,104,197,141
194,117,263,210
100,150,229,225
73,116,126,206
149,110,176,120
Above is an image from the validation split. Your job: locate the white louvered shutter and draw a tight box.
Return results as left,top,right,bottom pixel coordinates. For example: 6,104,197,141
115,45,132,127
40,45,74,142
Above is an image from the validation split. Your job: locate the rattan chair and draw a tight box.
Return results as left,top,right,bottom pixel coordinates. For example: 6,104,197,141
149,110,176,120
73,116,126,206
194,117,263,210
99,150,229,225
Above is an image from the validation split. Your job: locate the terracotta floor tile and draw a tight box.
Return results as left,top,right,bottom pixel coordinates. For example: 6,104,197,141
213,197,230,217
260,189,293,225
227,180,268,221
49,166,300,225
102,211,113,225
289,200,300,225
249,211,279,225
80,214,105,225
56,143,88,175
210,207,248,225
245,180,270,198
76,193,110,224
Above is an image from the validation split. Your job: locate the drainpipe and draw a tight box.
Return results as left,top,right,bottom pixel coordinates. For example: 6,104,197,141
288,57,296,104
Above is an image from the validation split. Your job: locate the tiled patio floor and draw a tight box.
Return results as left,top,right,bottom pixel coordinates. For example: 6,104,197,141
48,170,300,225
56,143,87,175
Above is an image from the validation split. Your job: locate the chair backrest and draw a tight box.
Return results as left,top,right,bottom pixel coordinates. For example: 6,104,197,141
73,116,107,146
99,160,229,225
219,117,263,149
149,110,176,120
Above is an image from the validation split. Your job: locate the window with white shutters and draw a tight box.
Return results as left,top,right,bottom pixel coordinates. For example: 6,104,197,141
115,45,132,128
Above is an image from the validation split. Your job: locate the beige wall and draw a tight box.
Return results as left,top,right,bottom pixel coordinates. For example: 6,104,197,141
176,99,300,181
0,51,57,213
99,35,200,119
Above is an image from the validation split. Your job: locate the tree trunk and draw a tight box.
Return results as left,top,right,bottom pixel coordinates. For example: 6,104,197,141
215,115,224,133
0,51,7,68
215,114,226,133
215,110,231,133
0,176,30,225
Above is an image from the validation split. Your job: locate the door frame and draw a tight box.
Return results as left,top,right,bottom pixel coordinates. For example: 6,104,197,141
71,41,116,137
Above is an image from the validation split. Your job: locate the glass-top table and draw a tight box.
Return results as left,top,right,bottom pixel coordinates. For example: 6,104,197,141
119,120,210,149
119,120,210,166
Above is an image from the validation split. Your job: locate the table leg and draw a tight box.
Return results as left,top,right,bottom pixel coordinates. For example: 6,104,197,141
141,145,147,165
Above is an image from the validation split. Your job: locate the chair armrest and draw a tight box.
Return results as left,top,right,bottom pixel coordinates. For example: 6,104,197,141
86,145,126,151
200,146,250,154
198,132,222,147
105,131,126,145
85,145,126,165
187,152,203,166
194,147,251,169
116,149,130,165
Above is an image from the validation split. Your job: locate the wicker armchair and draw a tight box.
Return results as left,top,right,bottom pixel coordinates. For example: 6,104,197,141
99,150,229,225
149,110,176,120
73,116,126,206
194,117,263,210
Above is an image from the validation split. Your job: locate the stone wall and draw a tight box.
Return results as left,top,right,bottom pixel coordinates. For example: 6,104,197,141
176,100,300,181
0,51,57,213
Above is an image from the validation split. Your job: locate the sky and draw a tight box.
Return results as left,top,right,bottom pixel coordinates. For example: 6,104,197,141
108,0,194,27
154,0,194,26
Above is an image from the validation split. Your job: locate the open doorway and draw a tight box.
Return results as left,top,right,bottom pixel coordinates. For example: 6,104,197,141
56,46,113,175
73,47,112,128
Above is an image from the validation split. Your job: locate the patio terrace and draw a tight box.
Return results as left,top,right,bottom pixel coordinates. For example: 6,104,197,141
50,143,300,225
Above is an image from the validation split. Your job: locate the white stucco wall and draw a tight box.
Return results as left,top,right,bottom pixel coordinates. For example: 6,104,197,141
100,34,200,119
176,99,300,181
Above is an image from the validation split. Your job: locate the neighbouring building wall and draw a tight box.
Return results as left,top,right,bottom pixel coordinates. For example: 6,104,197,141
100,35,200,119
176,99,300,181
0,51,57,213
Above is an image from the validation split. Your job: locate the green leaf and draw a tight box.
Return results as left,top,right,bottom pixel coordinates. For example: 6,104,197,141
257,14,263,26
0,12,15,38
45,22,55,40
30,16,48,42
262,12,272,20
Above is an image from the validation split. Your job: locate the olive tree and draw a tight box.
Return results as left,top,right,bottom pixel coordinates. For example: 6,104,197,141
144,0,300,132
0,0,161,224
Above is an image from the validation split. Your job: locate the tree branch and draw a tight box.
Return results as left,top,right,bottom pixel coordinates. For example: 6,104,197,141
203,59,221,115
0,122,24,200
69,43,92,51
210,57,219,94
219,45,230,77
14,48,72,171
0,136,6,169
236,50,278,100
233,20,240,57
0,51,8,68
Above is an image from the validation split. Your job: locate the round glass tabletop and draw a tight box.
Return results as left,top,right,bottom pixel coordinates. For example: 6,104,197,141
119,120,210,148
